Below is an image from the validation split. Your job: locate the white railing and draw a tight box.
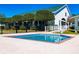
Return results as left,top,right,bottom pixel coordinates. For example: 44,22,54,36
45,25,59,31
45,25,68,32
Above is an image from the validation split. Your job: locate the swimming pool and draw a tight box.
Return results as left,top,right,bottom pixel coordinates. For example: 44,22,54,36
12,34,71,43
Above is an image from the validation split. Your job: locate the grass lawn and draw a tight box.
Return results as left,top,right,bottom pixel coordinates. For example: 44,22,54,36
0,29,36,34
2,30,24,34
0,29,78,34
56,29,78,34
63,30,76,34
62,29,79,34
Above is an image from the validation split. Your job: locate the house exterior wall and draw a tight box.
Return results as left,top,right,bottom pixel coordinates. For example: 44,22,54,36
46,5,71,31
55,7,70,25
53,7,70,31
70,18,79,31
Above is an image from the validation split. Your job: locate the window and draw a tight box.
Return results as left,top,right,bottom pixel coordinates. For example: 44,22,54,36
78,22,79,26
65,12,67,16
61,18,66,26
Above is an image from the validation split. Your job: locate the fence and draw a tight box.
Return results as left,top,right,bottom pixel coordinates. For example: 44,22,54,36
45,25,59,31
45,25,68,32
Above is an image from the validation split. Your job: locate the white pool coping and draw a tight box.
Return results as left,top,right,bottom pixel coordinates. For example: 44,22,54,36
0,32,79,54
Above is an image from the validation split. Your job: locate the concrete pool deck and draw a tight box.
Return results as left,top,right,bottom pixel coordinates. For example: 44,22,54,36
0,32,79,54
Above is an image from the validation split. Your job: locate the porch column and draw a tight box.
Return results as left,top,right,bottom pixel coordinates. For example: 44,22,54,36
59,20,62,33
67,22,69,30
75,18,78,33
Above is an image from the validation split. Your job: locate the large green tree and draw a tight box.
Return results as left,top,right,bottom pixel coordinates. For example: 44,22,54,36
4,18,13,29
35,10,55,31
11,15,23,33
12,15,23,22
23,13,34,21
35,10,55,21
0,17,5,34
23,13,34,32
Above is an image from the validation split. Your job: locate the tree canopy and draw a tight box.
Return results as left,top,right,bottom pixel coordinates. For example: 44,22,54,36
0,10,55,22
23,13,34,21
35,10,55,21
11,15,23,22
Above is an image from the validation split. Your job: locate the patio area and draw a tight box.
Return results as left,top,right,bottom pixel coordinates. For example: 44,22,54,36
0,32,79,54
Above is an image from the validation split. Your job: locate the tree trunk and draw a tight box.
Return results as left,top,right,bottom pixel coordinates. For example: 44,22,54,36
1,28,3,34
16,29,18,33
26,29,27,32
53,20,54,31
32,21,35,27
0,26,4,34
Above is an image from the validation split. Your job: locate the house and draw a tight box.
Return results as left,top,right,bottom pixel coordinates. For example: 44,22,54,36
68,15,79,33
0,23,5,29
46,4,71,32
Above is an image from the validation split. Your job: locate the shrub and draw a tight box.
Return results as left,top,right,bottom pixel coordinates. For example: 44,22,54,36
30,26,37,30
20,25,25,30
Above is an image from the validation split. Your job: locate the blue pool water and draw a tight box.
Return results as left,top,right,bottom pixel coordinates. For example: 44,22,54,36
13,34,71,43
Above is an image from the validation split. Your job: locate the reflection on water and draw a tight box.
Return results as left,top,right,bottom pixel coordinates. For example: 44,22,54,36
14,34,71,43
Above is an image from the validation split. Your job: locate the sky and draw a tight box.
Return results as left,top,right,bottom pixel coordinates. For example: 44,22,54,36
0,4,78,17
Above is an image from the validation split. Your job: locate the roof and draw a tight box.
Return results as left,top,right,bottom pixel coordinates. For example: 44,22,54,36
47,4,64,12
29,4,71,15
70,15,79,19
51,4,71,15
30,4,64,14
68,15,79,22
68,17,75,22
